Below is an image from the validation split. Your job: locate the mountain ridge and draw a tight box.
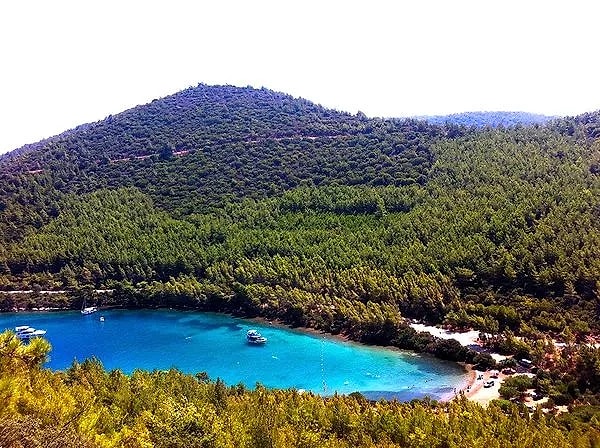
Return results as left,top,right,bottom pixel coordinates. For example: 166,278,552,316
0,84,442,220
415,111,556,127
3,85,574,161
1,84,360,162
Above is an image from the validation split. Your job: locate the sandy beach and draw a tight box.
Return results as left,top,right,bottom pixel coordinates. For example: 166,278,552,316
464,370,505,406
410,323,481,347
410,322,510,405
441,368,504,406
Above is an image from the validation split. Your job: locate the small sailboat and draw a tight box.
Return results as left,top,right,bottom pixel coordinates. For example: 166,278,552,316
81,297,98,315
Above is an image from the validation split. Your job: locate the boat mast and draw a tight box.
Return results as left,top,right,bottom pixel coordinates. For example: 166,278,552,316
320,336,327,394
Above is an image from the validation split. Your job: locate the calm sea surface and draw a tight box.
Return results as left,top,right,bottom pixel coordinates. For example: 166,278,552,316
1,309,468,400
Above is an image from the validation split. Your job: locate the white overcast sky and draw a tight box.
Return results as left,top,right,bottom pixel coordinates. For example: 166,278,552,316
1,0,599,154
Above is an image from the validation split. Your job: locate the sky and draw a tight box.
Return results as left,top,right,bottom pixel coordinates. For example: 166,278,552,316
1,0,599,154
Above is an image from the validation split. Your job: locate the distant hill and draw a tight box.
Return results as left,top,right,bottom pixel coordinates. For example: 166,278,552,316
417,111,555,127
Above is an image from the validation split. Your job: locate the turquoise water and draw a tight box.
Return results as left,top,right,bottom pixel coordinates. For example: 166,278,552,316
1,310,468,400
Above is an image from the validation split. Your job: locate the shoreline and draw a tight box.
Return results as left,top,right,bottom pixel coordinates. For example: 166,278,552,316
2,306,476,403
408,322,511,405
463,369,505,406
249,315,472,372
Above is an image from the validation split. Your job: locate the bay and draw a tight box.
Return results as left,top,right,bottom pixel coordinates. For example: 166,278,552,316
1,309,468,401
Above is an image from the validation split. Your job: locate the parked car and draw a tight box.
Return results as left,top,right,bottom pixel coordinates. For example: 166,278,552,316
519,359,534,368
483,380,495,388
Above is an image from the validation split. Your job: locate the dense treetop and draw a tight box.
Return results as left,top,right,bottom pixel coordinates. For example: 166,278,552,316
4,335,599,448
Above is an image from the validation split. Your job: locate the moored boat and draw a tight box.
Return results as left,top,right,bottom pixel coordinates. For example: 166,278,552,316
81,296,98,315
81,306,98,315
246,329,267,344
15,325,47,340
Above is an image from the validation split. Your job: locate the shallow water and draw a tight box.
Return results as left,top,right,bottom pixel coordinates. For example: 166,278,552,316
1,309,468,400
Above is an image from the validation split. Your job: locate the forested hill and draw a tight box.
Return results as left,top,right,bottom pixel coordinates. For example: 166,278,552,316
417,111,555,127
2,84,366,163
3,86,600,444
0,84,440,225
2,85,600,342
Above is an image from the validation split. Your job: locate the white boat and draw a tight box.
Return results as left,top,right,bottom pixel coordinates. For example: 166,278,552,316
15,325,47,340
81,297,98,315
81,306,98,315
246,329,267,344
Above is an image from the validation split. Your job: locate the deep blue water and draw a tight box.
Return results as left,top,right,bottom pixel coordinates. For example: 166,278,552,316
1,309,468,401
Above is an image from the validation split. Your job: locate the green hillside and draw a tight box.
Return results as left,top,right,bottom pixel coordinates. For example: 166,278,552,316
0,84,438,224
2,92,599,336
2,85,600,425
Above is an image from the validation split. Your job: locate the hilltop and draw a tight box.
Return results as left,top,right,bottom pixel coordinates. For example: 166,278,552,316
0,84,439,222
